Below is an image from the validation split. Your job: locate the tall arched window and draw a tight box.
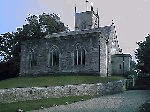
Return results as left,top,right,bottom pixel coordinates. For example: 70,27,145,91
49,46,59,67
29,50,37,67
74,47,85,65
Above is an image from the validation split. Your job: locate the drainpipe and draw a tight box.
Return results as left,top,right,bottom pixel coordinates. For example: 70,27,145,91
106,41,108,77
99,45,100,76
122,53,124,76
133,75,135,87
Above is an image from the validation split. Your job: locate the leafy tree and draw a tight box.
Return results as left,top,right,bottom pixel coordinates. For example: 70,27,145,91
39,13,68,34
0,32,20,79
0,32,16,62
0,13,68,79
135,34,150,74
18,14,44,40
18,13,68,41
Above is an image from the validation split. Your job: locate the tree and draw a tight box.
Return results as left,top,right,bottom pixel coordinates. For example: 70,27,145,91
39,13,68,34
0,32,20,79
0,32,16,62
0,13,68,79
135,34,150,74
18,13,68,41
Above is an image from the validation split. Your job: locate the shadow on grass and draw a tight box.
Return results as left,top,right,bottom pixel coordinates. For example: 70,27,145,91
0,95,100,112
127,85,150,90
0,75,125,89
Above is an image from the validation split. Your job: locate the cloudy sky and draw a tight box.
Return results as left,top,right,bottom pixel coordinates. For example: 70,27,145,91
0,0,150,60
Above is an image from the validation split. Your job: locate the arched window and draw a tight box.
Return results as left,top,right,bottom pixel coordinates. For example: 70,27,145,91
29,50,37,67
49,46,59,67
74,48,85,65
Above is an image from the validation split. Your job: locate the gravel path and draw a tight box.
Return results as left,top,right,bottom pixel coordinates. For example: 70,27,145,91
29,90,150,112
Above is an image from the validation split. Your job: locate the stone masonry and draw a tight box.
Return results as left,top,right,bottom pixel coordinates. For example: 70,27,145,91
20,4,131,76
111,54,132,75
0,80,126,103
20,26,121,76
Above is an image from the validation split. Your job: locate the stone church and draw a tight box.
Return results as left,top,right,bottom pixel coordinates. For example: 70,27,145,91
20,4,132,77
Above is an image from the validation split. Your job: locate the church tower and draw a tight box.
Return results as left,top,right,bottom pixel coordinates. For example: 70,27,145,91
75,1,99,31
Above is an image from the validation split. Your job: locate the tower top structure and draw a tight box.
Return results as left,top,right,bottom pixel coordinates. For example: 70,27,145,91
85,0,89,11
75,1,99,31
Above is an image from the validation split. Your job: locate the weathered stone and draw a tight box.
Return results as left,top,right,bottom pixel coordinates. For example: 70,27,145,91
20,24,123,77
0,80,127,103
111,54,132,75
19,4,132,77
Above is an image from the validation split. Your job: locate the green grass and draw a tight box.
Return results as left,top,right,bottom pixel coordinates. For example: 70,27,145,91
0,76,125,111
0,76,125,89
0,95,99,112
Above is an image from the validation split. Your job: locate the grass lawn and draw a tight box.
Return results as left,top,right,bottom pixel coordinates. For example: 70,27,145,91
0,95,99,112
0,75,125,111
0,76,125,89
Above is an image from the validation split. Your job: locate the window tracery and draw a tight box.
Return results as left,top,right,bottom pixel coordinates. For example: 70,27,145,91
49,45,59,67
29,50,37,67
74,44,85,65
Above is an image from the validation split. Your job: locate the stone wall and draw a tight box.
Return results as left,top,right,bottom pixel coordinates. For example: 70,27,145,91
99,25,121,76
111,54,132,75
20,32,100,76
75,11,99,30
107,26,121,76
20,26,123,77
0,80,126,103
99,35,107,76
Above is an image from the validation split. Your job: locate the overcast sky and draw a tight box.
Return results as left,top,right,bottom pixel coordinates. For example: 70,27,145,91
0,0,150,60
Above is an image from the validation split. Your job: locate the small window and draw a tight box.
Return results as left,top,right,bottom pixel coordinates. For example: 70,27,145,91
74,50,77,65
53,51,59,66
49,52,53,66
120,64,122,69
82,49,85,65
78,49,81,65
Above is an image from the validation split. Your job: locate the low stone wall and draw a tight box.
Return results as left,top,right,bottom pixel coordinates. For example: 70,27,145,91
0,79,126,103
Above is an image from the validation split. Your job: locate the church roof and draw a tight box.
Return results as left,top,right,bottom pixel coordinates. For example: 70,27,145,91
45,25,113,39
112,54,132,58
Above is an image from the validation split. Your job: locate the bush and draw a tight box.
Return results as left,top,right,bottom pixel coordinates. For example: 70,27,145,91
0,60,19,80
